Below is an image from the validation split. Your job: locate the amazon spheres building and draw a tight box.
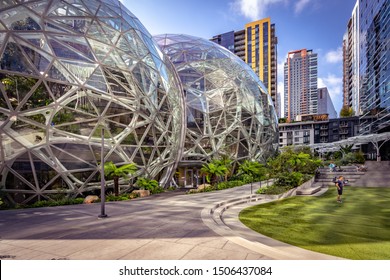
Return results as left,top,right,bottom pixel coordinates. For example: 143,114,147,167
0,0,278,205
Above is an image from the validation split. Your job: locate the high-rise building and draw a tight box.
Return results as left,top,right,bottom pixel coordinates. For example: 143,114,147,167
210,31,235,53
359,0,389,133
211,18,278,114
318,87,337,119
277,91,282,118
342,31,349,108
343,0,389,134
245,18,278,107
343,1,360,115
284,49,318,122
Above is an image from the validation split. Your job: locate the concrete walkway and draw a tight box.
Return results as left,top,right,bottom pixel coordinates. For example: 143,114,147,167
0,183,342,260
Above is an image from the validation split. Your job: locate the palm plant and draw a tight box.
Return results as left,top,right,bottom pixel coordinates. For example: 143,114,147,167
213,155,233,182
200,162,228,185
104,161,137,196
238,160,265,193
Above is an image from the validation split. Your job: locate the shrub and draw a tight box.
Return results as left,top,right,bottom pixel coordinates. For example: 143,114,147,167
106,194,129,201
274,172,303,188
28,197,85,208
216,180,244,190
354,151,365,163
135,177,164,194
256,184,293,195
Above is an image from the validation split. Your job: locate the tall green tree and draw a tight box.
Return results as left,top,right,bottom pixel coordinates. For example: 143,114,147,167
104,161,137,196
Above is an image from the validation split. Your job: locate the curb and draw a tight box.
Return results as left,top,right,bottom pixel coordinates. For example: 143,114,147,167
201,186,343,260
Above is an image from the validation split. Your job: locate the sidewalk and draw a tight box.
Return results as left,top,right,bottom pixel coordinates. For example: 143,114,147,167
0,182,341,260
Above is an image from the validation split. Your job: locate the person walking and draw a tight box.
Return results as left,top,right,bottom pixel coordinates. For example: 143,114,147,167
336,175,344,203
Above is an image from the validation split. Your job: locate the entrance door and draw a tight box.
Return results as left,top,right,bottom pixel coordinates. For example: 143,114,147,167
185,169,193,188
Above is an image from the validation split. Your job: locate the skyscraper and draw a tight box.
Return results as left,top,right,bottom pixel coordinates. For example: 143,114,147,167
359,0,389,133
343,0,389,134
343,1,360,115
318,87,337,119
284,49,318,122
245,18,278,107
211,18,278,114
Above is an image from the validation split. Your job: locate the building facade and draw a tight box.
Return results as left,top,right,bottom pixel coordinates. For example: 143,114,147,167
284,49,318,122
343,1,360,116
279,116,367,147
343,0,389,134
318,87,337,119
211,18,278,116
358,0,390,134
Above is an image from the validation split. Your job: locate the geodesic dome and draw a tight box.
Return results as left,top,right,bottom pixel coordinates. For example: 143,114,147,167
154,34,278,164
0,0,185,204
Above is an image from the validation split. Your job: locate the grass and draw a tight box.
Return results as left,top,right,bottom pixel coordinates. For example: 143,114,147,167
239,186,390,259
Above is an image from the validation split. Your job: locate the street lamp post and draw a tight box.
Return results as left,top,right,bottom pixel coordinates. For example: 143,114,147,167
99,126,108,218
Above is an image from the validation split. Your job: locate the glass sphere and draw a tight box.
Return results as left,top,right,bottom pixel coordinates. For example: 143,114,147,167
154,34,278,165
0,0,185,204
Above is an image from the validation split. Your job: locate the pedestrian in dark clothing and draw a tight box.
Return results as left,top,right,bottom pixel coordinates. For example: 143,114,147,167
336,176,344,203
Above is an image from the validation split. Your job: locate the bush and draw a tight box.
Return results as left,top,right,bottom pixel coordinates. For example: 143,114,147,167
28,197,85,208
135,177,164,194
337,151,366,166
274,172,303,188
354,151,365,163
216,180,244,190
106,194,129,201
256,184,293,195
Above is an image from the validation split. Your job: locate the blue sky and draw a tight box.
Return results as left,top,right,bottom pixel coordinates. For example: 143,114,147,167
123,0,357,116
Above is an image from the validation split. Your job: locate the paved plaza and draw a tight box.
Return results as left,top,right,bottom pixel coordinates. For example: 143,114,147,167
0,183,341,260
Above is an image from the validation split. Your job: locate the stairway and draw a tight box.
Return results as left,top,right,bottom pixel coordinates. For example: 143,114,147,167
353,161,390,187
316,161,390,188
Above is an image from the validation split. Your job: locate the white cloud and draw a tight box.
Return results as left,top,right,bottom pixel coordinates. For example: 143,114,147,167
325,47,343,64
231,0,286,20
294,0,311,14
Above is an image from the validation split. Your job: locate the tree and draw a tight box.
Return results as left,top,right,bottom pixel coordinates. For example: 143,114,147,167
200,162,228,185
238,160,266,193
238,160,265,178
340,105,355,117
278,118,287,123
268,146,321,175
104,161,137,196
213,155,233,182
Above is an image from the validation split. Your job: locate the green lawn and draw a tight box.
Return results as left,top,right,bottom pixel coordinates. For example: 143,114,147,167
239,187,390,259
